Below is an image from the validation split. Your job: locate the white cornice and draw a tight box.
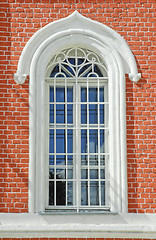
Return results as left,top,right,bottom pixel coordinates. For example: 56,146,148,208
14,11,141,84
0,213,156,238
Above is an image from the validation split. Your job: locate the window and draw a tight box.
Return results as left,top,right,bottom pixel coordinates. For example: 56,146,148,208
14,11,141,213
45,48,109,211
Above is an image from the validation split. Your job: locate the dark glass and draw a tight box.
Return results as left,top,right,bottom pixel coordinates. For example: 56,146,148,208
56,181,66,205
100,104,104,124
56,168,66,179
100,130,105,153
49,181,54,205
101,181,105,205
49,168,54,179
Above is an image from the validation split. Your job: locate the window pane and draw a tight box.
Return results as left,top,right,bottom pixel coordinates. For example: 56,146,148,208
56,129,65,153
100,130,105,153
67,87,73,102
56,169,66,179
101,181,105,205
56,87,65,102
68,155,73,165
81,169,88,179
89,88,97,102
89,155,98,165
49,168,54,179
81,129,87,153
89,129,98,153
56,104,65,123
89,104,98,124
100,104,104,124
81,181,88,205
67,181,73,205
90,181,99,205
49,87,54,102
81,87,87,102
90,169,98,179
67,129,73,153
68,169,73,179
56,155,66,165
49,104,54,123
49,129,54,153
49,181,54,205
67,104,73,123
100,87,104,102
81,155,88,165
100,169,105,179
81,104,87,124
49,155,54,165
56,181,66,205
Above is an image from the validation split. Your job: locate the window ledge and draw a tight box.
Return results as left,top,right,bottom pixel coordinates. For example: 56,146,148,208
0,213,156,238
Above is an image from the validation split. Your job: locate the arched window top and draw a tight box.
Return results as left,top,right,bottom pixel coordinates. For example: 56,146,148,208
46,47,108,78
14,11,141,84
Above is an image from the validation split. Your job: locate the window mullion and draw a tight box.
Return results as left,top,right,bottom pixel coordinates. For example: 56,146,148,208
65,77,67,207
54,78,56,207
87,78,90,207
98,78,101,207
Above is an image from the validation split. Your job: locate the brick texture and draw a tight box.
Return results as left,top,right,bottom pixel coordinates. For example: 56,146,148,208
0,0,156,214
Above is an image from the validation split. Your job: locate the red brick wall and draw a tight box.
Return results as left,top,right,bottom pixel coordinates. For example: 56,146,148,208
0,0,156,214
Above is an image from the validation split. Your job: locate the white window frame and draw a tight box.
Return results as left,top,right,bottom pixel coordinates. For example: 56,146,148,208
45,52,109,211
14,11,141,214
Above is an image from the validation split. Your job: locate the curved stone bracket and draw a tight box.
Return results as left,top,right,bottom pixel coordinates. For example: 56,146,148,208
14,71,27,85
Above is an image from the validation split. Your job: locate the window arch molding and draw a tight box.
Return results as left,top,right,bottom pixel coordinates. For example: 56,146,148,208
14,11,141,214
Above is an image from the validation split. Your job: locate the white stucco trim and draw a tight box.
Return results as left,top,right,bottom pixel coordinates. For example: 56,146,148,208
14,11,141,84
0,213,156,238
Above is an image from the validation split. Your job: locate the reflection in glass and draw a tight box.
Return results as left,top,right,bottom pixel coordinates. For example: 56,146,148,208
49,104,54,123
89,88,97,102
89,155,98,165
68,169,73,179
81,169,88,179
81,87,87,102
56,104,65,123
100,87,104,102
56,129,65,153
90,181,99,205
68,155,73,165
100,130,105,153
100,169,105,179
67,129,73,153
56,155,66,165
67,87,73,102
56,169,66,179
89,129,98,153
81,104,87,124
49,155,54,165
90,169,98,179
101,181,105,205
81,155,88,165
89,104,98,124
100,104,104,124
56,87,65,102
81,130,87,153
49,168,54,179
67,104,73,123
67,181,73,205
49,87,54,102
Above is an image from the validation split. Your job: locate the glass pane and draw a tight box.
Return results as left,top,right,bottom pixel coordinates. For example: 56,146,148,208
101,181,105,205
49,155,54,165
81,155,88,165
89,88,97,102
56,169,66,179
49,104,54,123
90,181,99,205
56,87,65,102
68,155,73,165
56,129,65,153
100,130,105,153
68,169,73,179
100,169,105,179
100,104,104,124
67,181,73,205
100,87,104,102
56,104,65,123
81,129,87,153
67,129,73,153
89,129,98,153
89,155,98,165
81,87,87,102
49,87,54,102
81,104,87,124
81,169,88,179
100,155,105,165
49,129,54,153
89,104,98,124
56,155,66,165
49,168,54,179
90,169,98,179
56,181,66,205
81,181,88,205
49,181,54,205
67,104,73,124
67,87,73,102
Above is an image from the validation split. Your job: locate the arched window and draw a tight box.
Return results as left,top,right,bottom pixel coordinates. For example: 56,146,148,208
46,48,108,211
14,11,141,213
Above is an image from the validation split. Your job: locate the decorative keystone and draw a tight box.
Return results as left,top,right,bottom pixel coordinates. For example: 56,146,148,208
14,71,27,85
129,73,141,83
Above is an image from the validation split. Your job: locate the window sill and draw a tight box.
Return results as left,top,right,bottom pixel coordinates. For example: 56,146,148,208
0,213,156,238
